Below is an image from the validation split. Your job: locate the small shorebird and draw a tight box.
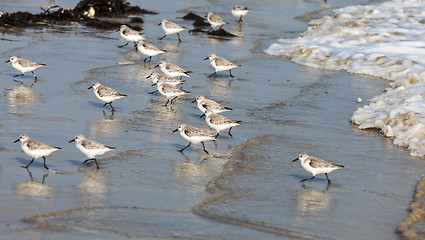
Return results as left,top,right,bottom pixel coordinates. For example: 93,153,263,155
69,134,115,169
173,124,217,154
156,83,190,106
204,110,241,137
88,82,127,111
158,19,187,42
204,53,241,78
136,40,166,63
14,134,61,170
155,60,192,80
206,12,227,30
6,56,46,80
232,5,250,22
292,153,344,184
147,72,185,87
116,25,145,48
192,95,232,118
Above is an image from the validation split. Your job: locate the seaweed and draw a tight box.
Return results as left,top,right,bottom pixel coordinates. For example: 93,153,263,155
0,0,157,29
181,12,236,38
208,29,237,37
180,12,209,27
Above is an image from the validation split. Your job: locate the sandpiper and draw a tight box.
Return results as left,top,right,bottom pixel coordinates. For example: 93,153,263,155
173,124,217,154
204,53,241,78
292,153,344,184
158,19,187,42
69,134,115,169
6,56,46,80
14,134,61,170
88,82,127,111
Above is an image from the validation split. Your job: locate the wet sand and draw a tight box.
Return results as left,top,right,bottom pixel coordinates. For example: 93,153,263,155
0,0,423,239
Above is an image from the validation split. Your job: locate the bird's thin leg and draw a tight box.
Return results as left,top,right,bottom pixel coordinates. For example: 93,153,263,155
163,99,170,107
31,71,38,80
170,96,178,104
228,127,233,137
83,158,94,164
325,173,332,184
82,158,100,169
148,56,152,63
118,42,129,48
94,158,100,169
43,156,49,170
178,142,191,152
208,71,216,77
109,103,115,111
177,33,182,42
301,176,315,182
229,70,234,78
22,158,35,168
239,17,243,22
201,142,209,155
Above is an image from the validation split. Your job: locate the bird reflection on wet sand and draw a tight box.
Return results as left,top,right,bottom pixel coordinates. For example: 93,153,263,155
296,184,334,223
16,168,52,197
78,166,108,205
6,84,41,107
89,110,123,139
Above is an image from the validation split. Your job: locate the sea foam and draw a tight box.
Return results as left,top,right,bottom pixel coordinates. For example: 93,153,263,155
265,0,425,157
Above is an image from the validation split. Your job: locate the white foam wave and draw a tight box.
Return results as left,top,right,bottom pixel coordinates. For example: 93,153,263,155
265,0,425,157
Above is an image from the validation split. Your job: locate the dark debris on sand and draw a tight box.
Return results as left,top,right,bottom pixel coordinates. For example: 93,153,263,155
208,29,237,37
180,12,209,27
0,0,157,30
181,12,237,38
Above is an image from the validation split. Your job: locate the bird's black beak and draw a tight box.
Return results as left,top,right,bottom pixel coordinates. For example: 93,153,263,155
151,83,157,86
172,129,178,133
14,139,19,143
154,64,159,68
204,57,209,60
158,22,161,26
5,60,10,63
292,158,299,162
69,139,75,143
88,86,93,89
191,99,196,103
115,28,120,32
146,73,152,79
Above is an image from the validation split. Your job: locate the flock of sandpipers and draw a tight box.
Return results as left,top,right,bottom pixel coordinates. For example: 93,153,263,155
6,4,343,184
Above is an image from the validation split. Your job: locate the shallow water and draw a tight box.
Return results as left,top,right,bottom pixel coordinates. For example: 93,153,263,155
0,0,423,239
